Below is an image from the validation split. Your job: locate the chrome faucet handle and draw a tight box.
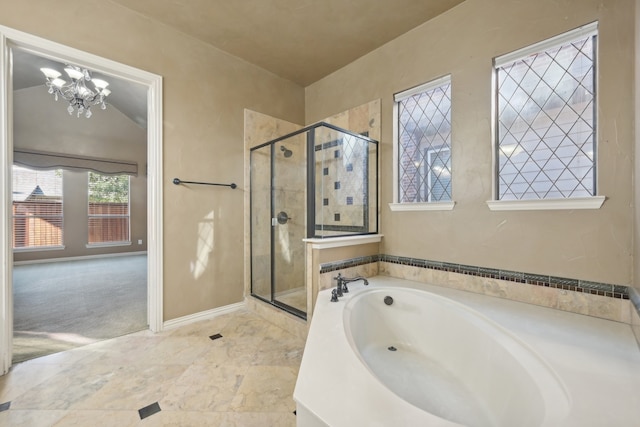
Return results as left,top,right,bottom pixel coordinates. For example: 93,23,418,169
330,289,339,302
342,281,349,293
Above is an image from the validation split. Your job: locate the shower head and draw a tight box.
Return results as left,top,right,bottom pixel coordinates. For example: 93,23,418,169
280,145,293,158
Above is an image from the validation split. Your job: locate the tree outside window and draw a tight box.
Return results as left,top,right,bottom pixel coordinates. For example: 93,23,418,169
88,172,130,244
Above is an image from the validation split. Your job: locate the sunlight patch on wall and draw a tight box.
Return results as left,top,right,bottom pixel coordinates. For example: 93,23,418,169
191,211,215,280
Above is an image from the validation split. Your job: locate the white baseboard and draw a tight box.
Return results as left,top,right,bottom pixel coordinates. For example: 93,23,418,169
13,251,148,266
162,302,245,330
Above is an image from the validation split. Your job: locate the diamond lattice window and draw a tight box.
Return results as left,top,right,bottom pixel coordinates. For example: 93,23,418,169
396,76,452,203
495,24,597,200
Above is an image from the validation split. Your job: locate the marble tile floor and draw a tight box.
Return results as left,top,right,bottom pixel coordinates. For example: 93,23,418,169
0,309,305,426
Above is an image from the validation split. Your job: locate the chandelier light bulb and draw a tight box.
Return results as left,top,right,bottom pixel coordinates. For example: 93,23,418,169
67,105,74,114
64,66,84,80
51,78,66,88
40,68,61,79
92,79,109,90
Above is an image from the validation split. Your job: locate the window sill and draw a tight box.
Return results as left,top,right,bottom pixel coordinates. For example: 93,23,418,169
86,242,132,249
388,202,455,211
486,196,605,211
303,234,383,249
13,245,65,253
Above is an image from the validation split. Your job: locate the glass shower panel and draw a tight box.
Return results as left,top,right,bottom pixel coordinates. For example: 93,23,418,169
313,126,377,237
272,136,307,315
250,145,271,302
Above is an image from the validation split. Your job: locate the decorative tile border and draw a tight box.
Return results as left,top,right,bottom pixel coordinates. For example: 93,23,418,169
319,255,379,273
379,254,629,299
319,254,630,300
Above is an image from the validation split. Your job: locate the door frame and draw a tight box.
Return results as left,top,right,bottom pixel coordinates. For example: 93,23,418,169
0,25,164,374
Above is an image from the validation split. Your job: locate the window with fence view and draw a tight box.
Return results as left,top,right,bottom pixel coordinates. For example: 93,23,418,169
88,172,130,244
12,166,64,249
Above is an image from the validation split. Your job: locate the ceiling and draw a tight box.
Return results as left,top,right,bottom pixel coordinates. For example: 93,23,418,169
11,0,464,128
111,0,466,86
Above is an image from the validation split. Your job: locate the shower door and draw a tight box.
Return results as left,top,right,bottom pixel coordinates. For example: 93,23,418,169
250,135,307,319
271,139,307,317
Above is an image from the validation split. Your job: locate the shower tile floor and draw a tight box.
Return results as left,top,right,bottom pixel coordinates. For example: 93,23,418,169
275,288,307,314
0,309,304,426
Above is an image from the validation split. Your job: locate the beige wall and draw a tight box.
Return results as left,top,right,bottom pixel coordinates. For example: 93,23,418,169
12,87,147,261
306,0,636,286
1,0,305,320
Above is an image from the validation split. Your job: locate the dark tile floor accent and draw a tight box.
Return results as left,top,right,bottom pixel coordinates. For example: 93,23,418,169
209,333,223,340
138,402,161,420
0,402,10,412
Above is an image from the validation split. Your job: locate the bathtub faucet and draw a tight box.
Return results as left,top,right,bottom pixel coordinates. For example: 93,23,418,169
331,273,369,302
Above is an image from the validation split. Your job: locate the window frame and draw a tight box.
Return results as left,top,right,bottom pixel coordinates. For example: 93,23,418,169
86,172,131,247
390,75,455,212
488,21,605,211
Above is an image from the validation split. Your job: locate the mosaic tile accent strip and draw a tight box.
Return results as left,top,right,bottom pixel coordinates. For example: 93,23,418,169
320,255,379,273
378,254,630,300
320,254,630,300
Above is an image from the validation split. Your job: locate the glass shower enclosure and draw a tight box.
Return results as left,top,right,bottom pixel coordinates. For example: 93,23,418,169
250,122,378,319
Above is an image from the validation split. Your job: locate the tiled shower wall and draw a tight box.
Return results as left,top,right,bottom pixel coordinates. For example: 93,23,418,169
319,254,636,326
321,100,380,236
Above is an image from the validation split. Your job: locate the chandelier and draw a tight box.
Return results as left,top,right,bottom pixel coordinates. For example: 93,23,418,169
40,65,111,118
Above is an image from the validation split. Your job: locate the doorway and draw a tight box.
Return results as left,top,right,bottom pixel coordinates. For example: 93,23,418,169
0,25,164,374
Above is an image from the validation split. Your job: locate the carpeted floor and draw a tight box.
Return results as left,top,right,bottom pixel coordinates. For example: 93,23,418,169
12,254,147,363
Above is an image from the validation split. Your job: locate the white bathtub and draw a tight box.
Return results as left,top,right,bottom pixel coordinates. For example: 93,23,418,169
294,276,640,427
343,287,569,427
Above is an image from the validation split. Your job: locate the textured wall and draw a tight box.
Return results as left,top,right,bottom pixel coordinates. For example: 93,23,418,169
306,0,636,286
1,0,305,320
